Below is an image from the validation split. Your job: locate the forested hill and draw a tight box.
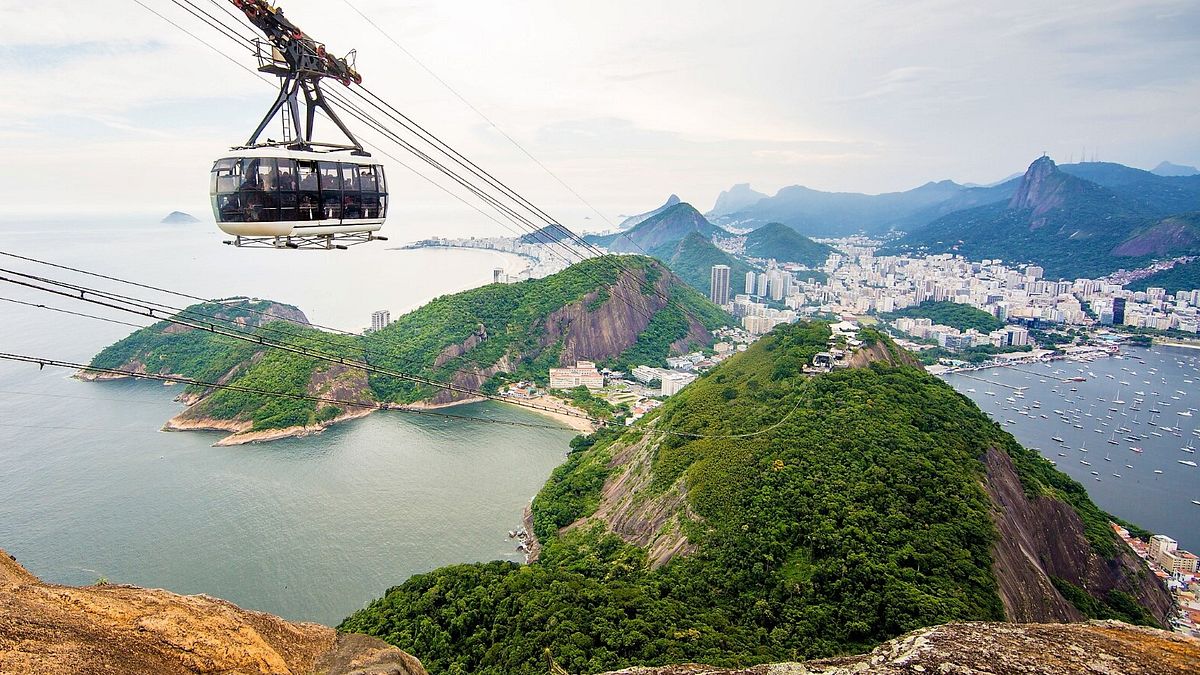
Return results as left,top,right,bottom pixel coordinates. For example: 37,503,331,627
883,299,1003,333
340,323,1170,674
743,221,834,266
83,256,730,443
649,231,757,296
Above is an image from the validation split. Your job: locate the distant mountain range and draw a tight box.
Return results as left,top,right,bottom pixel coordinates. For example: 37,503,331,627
707,159,1200,242
881,157,1200,278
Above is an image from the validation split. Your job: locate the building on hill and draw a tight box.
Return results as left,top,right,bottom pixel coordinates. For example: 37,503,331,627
370,310,391,332
745,271,756,295
660,371,697,396
710,264,731,306
549,361,604,389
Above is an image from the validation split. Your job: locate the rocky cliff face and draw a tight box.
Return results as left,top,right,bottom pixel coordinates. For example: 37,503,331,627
0,549,426,675
1008,156,1074,226
596,621,1199,674
982,448,1174,625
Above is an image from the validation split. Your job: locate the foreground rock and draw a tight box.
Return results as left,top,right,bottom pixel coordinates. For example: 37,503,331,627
598,621,1199,674
0,549,426,675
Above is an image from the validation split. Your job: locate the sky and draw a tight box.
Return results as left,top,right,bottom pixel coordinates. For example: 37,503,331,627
1,0,1198,235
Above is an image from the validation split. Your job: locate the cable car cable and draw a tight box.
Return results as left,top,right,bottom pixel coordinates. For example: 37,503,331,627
0,269,601,422
142,0,704,336
0,352,582,432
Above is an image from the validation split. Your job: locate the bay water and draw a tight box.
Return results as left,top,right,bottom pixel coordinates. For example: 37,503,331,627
0,215,574,626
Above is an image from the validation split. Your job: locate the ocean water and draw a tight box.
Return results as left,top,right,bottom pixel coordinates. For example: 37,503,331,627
943,350,1200,552
0,215,574,625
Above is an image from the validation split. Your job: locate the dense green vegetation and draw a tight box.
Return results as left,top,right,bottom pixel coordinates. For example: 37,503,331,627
883,300,1003,333
1050,578,1157,627
649,232,757,299
344,322,1154,674
1126,258,1200,295
88,299,295,384
87,258,729,432
743,222,834,267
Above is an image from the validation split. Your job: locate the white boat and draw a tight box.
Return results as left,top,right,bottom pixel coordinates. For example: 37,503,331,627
1080,460,1091,466
1154,469,1164,474
1112,473,1121,478
1180,460,1198,467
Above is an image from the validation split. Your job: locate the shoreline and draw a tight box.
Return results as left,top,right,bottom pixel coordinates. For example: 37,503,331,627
514,395,597,433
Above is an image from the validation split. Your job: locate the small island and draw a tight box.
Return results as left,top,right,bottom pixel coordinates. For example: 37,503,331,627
161,211,200,224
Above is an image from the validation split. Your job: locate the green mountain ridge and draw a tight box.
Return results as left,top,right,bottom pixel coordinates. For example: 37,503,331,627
85,256,730,441
884,157,1200,278
648,232,757,298
743,221,835,267
341,323,1169,674
587,203,727,253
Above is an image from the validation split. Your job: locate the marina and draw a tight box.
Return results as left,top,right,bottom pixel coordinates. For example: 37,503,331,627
943,345,1200,552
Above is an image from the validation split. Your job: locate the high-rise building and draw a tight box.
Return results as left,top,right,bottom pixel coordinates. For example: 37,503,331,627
1112,297,1126,324
745,271,756,295
757,272,768,297
710,264,730,305
370,310,391,332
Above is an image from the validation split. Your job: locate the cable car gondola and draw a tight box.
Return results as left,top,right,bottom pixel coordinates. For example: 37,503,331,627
213,0,388,249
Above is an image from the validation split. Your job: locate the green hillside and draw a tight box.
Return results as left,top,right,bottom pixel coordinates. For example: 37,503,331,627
1126,258,1200,295
340,323,1160,674
587,203,726,253
743,221,834,266
649,232,757,297
86,256,729,434
883,300,1003,333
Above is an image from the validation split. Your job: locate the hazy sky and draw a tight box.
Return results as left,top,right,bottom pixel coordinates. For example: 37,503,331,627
2,0,1198,234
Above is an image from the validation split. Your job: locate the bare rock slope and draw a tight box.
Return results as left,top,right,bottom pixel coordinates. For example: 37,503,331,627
598,621,1199,675
0,549,426,675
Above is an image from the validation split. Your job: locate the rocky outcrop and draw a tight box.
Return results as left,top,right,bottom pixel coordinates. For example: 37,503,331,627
0,548,426,675
566,424,698,567
982,447,1174,625
1008,156,1073,226
546,266,710,367
1112,213,1200,257
167,361,378,445
596,621,1199,674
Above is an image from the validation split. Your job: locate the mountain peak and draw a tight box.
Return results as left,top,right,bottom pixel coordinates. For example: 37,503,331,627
709,183,768,217
1008,156,1069,219
1152,160,1199,177
617,195,686,230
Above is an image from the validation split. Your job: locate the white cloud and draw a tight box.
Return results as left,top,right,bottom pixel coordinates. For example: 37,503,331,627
1,0,1197,227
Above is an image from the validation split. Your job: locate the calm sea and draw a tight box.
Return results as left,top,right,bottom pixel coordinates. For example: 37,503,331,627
0,215,574,626
943,351,1200,552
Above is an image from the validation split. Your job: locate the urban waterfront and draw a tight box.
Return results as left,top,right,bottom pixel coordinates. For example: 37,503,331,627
943,346,1200,552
